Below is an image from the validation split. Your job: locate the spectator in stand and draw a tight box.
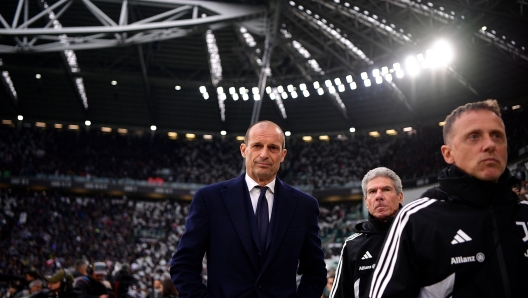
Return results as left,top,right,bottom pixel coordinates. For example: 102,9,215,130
28,280,43,295
321,275,334,298
146,280,162,298
31,269,79,298
72,260,88,278
73,262,110,298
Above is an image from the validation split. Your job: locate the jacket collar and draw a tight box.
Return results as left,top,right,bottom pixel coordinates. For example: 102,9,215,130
355,205,401,233
437,165,518,207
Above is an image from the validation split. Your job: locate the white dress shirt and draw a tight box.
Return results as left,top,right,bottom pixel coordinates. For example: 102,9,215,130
245,173,275,221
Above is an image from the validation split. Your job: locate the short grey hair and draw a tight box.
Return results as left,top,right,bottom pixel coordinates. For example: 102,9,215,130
362,167,403,198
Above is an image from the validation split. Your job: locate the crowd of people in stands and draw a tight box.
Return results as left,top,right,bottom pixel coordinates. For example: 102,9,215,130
1,108,527,188
0,188,362,298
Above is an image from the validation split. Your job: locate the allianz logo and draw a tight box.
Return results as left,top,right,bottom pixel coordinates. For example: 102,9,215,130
451,252,485,265
359,264,375,271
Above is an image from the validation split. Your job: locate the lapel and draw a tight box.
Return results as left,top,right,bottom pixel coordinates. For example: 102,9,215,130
221,175,260,271
260,179,298,274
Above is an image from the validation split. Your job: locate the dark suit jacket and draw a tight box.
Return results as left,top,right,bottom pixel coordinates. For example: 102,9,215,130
170,174,327,298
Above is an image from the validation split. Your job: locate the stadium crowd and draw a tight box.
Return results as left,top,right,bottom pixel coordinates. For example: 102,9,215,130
0,107,527,297
0,189,362,298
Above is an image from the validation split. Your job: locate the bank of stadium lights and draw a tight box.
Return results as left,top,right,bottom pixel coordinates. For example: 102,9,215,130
270,87,287,119
2,71,18,100
252,87,261,101
216,87,226,121
199,86,209,100
285,131,291,137
220,130,227,136
239,27,257,47
205,30,223,86
175,86,181,90
85,120,91,126
299,83,310,97
17,115,23,121
203,134,213,140
150,125,157,131
40,1,88,109
36,74,41,79
292,6,372,65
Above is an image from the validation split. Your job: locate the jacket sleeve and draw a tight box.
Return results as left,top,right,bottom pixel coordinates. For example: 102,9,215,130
329,235,360,298
169,190,213,298
73,278,102,298
369,198,436,298
295,196,328,298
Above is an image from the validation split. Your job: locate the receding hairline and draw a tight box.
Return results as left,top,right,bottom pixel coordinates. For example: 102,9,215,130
442,99,503,144
244,120,286,149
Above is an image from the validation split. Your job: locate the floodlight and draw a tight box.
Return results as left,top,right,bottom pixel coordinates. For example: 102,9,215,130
317,88,324,95
375,76,383,84
199,86,207,93
334,78,342,85
364,79,371,87
325,80,332,87
346,75,353,83
405,56,420,77
350,82,357,90
313,81,320,89
372,69,380,77
361,72,368,80
303,90,310,97
338,85,345,92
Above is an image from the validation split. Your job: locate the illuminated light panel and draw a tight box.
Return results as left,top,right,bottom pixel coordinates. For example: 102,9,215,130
334,78,342,85
372,69,380,77
361,72,368,80
291,91,298,99
2,120,13,125
313,81,320,89
364,79,371,87
69,125,80,130
439,121,446,126
346,75,353,83
167,132,178,138
203,134,213,140
36,74,41,79
236,136,245,141
285,131,291,137
2,71,18,100
18,115,23,121
232,93,239,101
325,80,332,87
375,76,383,84
350,82,357,90
317,88,324,95
302,136,313,142
199,86,207,93
175,86,181,90
36,122,46,128
101,127,111,132
111,80,117,85
299,83,307,91
512,105,521,110
369,131,380,137
385,74,393,82
205,30,223,86
85,120,91,126
242,94,249,101
150,125,157,131
338,85,345,92
55,124,63,129
386,129,397,135
349,127,356,133
272,87,287,119
303,90,310,97
395,69,404,78
220,130,227,136
405,56,420,77
319,135,330,141
403,127,412,132
186,133,196,139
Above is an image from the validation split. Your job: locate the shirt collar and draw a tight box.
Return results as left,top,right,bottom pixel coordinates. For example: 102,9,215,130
245,173,275,194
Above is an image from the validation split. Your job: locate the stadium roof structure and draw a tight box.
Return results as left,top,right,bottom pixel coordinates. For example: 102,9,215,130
0,0,527,136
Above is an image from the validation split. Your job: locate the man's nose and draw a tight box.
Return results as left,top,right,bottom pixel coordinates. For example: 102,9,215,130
374,189,384,199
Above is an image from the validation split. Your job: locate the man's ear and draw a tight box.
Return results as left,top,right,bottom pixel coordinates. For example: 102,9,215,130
240,143,247,158
441,144,455,164
280,149,287,163
398,192,404,204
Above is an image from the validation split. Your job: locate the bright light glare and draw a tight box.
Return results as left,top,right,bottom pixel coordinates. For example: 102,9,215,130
364,79,371,87
372,69,380,77
346,75,353,83
375,76,383,84
429,40,454,66
405,56,420,77
361,72,368,80
349,82,357,90
150,125,157,131
317,88,324,95
313,81,320,89
385,74,393,82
